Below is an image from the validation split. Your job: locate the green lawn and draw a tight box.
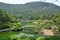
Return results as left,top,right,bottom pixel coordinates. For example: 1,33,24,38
0,32,20,40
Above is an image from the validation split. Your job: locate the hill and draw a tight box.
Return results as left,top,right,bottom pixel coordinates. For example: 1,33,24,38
0,2,60,19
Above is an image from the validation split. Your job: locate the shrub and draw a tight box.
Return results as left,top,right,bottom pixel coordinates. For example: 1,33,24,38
20,35,31,40
44,36,60,40
20,35,28,39
36,37,44,40
9,22,21,31
9,35,19,40
29,37,36,40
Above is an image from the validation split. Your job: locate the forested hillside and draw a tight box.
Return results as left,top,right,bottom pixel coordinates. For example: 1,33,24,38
0,1,60,40
0,2,60,20
0,9,17,30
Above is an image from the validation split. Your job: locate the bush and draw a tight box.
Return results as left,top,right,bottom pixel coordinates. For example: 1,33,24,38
9,34,60,40
29,37,36,40
23,38,31,40
36,37,44,40
20,35,28,39
9,35,32,40
9,35,19,40
44,36,60,40
19,35,31,40
9,22,21,31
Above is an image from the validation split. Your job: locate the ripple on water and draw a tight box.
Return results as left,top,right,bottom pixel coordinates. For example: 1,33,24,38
16,33,34,37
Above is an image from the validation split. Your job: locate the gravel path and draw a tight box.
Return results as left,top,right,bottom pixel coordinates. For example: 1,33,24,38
0,28,9,32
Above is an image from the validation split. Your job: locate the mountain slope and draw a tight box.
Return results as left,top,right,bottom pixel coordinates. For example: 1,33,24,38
0,2,60,19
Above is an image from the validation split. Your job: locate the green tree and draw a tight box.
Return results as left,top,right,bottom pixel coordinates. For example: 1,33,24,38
0,9,19,30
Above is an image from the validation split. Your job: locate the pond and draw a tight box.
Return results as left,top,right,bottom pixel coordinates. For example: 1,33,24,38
16,33,35,37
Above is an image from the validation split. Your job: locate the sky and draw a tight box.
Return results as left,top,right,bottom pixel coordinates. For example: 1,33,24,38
0,0,60,6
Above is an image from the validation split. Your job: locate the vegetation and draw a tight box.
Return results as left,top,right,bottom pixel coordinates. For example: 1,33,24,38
0,2,60,20
0,32,20,40
0,1,60,40
9,35,60,40
0,9,21,31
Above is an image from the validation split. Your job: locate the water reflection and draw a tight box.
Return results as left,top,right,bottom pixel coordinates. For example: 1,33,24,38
16,33,34,37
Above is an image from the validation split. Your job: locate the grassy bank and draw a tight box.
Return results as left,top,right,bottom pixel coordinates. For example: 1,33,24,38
0,32,20,40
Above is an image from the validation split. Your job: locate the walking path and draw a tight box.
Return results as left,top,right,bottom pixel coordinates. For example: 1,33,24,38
0,28,9,32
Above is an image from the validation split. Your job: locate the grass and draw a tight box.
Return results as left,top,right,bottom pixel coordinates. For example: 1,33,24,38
0,31,20,40
0,31,60,40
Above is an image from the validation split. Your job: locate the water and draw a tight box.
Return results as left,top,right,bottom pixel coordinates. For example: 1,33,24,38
16,33,35,37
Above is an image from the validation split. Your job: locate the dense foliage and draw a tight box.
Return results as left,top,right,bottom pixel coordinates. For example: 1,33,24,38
9,35,60,40
0,1,60,40
0,2,60,19
0,9,21,30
